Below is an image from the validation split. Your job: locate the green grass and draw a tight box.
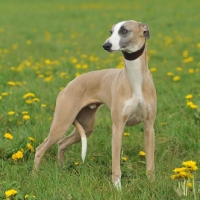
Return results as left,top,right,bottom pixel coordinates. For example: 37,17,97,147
0,0,200,199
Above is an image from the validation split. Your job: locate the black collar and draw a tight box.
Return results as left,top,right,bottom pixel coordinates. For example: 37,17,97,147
122,42,146,61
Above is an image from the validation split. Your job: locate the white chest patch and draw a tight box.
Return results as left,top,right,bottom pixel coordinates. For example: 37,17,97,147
125,58,143,97
122,58,145,120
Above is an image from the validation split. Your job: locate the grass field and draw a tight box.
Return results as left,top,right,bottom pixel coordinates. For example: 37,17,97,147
0,0,200,199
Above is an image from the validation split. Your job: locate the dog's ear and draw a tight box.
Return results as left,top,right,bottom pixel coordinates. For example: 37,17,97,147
139,23,150,39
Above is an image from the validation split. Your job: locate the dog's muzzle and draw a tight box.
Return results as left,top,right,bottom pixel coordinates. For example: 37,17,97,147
102,42,112,51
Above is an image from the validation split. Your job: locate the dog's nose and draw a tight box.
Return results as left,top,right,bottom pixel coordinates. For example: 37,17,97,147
102,42,112,51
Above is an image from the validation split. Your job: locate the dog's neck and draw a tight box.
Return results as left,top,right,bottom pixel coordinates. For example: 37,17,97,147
122,42,146,61
122,43,147,98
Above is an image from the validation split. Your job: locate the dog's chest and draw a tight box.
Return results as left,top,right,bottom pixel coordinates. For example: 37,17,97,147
122,95,146,125
122,58,146,125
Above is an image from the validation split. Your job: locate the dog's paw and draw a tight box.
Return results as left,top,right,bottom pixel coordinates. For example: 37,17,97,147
146,171,155,182
31,167,38,177
113,177,122,190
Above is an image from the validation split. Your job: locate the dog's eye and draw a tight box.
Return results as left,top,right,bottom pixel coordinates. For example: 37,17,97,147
122,29,128,34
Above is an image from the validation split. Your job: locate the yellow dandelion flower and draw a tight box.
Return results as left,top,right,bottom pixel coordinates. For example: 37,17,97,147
25,194,36,199
2,92,8,96
41,104,46,107
4,133,13,140
12,150,23,160
25,99,32,104
82,64,88,69
182,160,198,171
185,94,193,100
164,36,173,45
188,68,194,74
150,67,157,72
21,111,28,115
179,171,188,178
187,101,193,106
27,143,34,152
75,64,81,69
171,174,180,180
8,111,15,115
0,96,2,100
23,92,35,99
44,76,53,82
173,76,180,82
70,58,78,64
187,172,194,178
197,43,200,48
190,104,198,109
173,167,187,173
5,189,18,197
8,81,16,86
187,182,192,188
45,59,51,64
176,67,182,71
182,50,189,58
74,162,79,166
12,43,18,50
48,117,53,121
60,72,67,77
33,98,40,102
139,151,146,156
183,57,193,63
116,62,124,69
38,74,44,78
26,40,32,45
29,137,35,142
167,72,174,76
23,115,30,120
123,132,130,137
75,72,80,77
122,156,127,161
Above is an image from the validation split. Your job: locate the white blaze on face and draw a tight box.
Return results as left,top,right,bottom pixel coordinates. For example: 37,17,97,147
106,21,125,51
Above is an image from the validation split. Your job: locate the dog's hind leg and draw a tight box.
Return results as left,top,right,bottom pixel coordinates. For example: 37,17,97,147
57,127,81,165
58,105,100,165
34,124,71,170
34,91,80,170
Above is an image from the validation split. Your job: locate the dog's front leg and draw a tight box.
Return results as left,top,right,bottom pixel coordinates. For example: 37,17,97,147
144,121,155,181
111,122,124,189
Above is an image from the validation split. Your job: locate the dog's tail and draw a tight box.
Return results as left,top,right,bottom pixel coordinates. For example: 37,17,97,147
74,120,87,162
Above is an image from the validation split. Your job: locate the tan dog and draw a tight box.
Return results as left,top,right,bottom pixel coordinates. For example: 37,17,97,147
34,20,156,189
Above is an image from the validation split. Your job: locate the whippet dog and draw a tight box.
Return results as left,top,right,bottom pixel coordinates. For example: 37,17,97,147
34,20,156,189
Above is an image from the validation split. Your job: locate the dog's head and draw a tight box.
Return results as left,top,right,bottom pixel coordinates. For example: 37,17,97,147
102,20,149,53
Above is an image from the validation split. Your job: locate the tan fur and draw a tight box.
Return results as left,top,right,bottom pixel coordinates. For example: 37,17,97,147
34,20,156,188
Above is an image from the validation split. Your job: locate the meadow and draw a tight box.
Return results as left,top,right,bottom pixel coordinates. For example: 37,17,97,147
0,0,200,199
